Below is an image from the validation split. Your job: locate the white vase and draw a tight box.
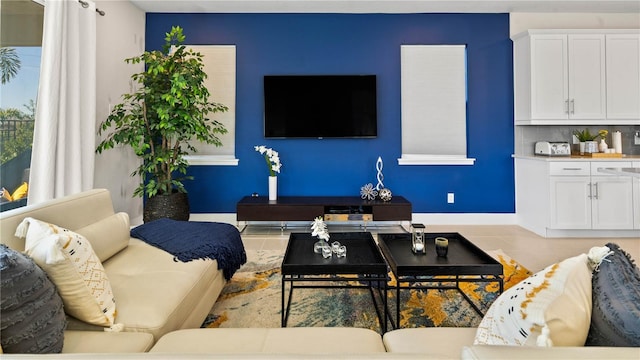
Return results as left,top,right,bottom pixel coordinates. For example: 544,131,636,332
268,176,277,201
598,138,608,152
579,142,586,155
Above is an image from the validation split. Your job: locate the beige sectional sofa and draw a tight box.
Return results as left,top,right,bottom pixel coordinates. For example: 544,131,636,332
1,189,638,359
0,189,226,352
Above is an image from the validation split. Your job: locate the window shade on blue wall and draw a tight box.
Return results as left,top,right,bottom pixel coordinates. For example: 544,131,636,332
400,45,473,165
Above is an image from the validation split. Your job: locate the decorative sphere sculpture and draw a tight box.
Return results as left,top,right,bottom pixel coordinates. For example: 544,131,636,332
379,188,392,202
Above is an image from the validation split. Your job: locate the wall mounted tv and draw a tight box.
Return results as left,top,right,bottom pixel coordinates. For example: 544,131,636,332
263,75,377,138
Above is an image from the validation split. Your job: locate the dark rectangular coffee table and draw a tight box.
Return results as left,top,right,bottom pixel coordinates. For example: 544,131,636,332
281,232,389,333
378,232,503,329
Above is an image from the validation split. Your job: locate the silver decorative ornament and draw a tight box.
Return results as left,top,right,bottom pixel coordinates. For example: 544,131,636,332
375,156,384,191
379,188,392,202
360,183,378,201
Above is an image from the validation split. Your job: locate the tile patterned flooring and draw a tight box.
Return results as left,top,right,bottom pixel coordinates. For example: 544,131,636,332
239,223,640,272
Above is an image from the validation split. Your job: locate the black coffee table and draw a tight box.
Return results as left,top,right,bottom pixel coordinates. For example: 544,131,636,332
378,232,503,329
281,232,389,333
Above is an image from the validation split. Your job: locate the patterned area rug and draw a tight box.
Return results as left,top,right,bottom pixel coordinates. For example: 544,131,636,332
202,248,531,332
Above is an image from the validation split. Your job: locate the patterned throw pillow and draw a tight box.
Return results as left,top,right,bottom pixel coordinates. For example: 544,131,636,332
474,252,594,347
586,243,640,346
15,217,117,327
0,244,66,353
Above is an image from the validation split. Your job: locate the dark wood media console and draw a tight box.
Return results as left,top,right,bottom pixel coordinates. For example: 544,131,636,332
236,195,412,229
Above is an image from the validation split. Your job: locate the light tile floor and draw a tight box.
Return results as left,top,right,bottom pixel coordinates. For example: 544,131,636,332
240,223,640,272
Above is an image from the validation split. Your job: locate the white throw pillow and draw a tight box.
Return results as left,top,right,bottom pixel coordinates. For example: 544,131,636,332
16,217,117,327
474,252,593,347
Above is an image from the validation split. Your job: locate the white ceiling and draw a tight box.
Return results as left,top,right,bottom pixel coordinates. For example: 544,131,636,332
129,0,640,14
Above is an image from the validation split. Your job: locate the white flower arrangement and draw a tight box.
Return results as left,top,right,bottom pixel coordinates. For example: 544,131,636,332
254,145,282,177
311,216,330,241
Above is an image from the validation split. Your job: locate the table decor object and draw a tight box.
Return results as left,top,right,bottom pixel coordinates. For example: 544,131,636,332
598,130,609,152
360,183,378,201
255,145,282,201
435,237,449,257
311,216,330,254
573,128,598,155
374,156,393,201
411,223,426,254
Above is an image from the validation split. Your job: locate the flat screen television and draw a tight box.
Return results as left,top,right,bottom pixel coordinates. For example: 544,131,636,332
263,75,377,138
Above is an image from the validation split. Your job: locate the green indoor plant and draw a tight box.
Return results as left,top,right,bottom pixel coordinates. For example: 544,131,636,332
573,128,599,155
96,26,228,222
572,128,598,142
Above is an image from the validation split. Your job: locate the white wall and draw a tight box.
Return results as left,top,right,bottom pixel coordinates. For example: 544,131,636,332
510,13,640,37
94,0,145,224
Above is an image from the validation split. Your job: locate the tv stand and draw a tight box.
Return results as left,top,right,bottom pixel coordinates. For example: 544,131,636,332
236,195,412,231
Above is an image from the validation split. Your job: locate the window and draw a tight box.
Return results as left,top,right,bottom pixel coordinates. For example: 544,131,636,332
0,0,43,211
398,45,475,165
183,45,238,166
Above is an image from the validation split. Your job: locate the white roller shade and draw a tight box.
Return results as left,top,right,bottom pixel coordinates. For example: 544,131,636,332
399,45,474,165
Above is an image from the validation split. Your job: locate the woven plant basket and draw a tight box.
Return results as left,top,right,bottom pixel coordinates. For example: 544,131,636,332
143,190,190,223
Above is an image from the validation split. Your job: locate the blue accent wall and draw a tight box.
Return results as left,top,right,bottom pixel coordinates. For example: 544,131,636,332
145,13,514,214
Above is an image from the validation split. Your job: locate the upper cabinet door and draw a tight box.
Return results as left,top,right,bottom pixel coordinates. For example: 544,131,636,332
513,30,639,125
530,34,569,120
606,34,640,119
567,34,606,120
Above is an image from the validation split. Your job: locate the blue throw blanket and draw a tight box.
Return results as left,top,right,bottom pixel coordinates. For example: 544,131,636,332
130,219,246,280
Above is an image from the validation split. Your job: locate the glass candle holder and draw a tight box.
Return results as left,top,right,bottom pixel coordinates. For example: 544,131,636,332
313,239,327,254
435,237,449,257
331,241,341,253
321,245,333,259
336,245,347,258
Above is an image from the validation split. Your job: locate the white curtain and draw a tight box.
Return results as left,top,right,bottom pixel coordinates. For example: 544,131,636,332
28,0,96,204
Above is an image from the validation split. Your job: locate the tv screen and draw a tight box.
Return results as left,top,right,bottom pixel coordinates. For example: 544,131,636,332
263,75,377,138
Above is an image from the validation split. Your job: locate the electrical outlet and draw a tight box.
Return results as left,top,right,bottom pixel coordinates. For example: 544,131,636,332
635,131,640,145
447,193,454,204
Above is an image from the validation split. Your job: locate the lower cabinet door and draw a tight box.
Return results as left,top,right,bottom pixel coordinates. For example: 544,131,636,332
591,176,635,229
550,176,592,229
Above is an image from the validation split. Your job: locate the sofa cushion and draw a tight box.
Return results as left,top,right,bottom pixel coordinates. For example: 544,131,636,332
62,330,154,353
474,252,592,346
150,328,386,354
16,217,117,327
0,244,66,353
75,212,130,262
586,243,640,346
384,327,477,357
98,238,225,340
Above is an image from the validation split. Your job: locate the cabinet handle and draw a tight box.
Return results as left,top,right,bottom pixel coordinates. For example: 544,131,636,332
593,182,599,200
588,182,592,199
565,99,569,114
562,167,582,171
570,99,575,114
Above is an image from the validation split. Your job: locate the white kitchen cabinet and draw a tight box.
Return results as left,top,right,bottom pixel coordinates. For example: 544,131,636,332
606,34,640,120
516,157,639,237
513,29,640,125
549,175,591,229
567,34,607,120
589,169,634,230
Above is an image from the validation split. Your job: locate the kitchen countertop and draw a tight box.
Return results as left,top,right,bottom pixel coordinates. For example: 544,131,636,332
513,154,640,161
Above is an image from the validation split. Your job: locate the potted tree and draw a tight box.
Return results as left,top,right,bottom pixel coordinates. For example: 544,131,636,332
96,26,228,222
